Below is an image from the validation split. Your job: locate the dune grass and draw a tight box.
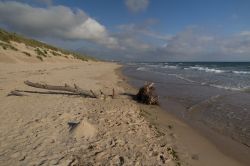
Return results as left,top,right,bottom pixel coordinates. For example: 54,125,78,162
22,51,32,57
36,55,43,61
0,28,97,61
0,42,18,51
35,48,47,57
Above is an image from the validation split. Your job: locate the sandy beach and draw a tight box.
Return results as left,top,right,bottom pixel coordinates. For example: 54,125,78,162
0,58,245,166
0,1,249,165
0,61,179,165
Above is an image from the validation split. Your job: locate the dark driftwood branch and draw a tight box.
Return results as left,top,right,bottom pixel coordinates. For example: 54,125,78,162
24,80,96,98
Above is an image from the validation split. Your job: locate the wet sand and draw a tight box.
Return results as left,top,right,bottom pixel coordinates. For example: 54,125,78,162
121,66,248,166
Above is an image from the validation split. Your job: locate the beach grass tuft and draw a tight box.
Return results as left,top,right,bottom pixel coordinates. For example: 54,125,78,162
35,48,47,57
36,55,43,61
22,51,32,57
0,42,18,51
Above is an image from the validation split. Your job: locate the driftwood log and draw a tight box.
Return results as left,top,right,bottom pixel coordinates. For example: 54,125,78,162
136,82,159,105
24,80,96,98
8,80,117,99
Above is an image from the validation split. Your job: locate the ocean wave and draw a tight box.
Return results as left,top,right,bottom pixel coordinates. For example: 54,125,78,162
162,65,178,69
168,74,196,83
209,84,242,91
148,64,161,68
243,87,250,93
186,66,225,73
136,67,147,71
232,71,250,74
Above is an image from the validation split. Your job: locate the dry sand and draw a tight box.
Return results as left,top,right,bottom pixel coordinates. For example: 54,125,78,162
0,45,245,166
0,61,182,166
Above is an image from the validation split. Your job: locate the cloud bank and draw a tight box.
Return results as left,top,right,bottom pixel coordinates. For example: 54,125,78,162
162,27,250,60
0,1,118,48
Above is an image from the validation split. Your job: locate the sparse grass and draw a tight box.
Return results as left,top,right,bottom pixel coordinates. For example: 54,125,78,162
36,55,43,61
0,28,97,61
51,51,61,56
44,49,47,54
22,51,31,57
35,48,47,57
0,42,18,51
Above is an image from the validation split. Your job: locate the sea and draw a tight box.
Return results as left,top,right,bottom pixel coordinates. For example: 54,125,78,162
122,62,250,151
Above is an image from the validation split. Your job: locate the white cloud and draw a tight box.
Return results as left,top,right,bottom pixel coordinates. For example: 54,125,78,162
219,32,250,55
0,1,118,48
239,31,250,36
125,0,149,12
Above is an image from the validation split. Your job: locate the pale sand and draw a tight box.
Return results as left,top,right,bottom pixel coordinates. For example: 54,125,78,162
0,61,181,166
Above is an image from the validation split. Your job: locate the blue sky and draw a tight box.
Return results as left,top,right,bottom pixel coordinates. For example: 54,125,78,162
1,0,250,61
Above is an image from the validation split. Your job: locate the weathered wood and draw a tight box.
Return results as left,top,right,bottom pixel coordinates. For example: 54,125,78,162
99,90,107,100
136,82,159,105
12,90,78,95
8,90,27,96
112,88,115,99
90,90,98,98
24,80,95,98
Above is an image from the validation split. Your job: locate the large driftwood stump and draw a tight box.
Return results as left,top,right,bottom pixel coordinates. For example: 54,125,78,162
136,82,159,105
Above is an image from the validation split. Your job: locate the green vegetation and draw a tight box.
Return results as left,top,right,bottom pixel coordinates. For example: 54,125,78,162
0,28,97,61
22,51,31,57
0,42,18,51
51,51,61,56
35,48,47,57
36,55,43,61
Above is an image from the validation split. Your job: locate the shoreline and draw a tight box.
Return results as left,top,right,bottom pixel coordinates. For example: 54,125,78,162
118,64,246,166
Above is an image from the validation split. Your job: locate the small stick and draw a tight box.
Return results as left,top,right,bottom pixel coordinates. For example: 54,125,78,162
90,90,97,98
112,88,115,99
